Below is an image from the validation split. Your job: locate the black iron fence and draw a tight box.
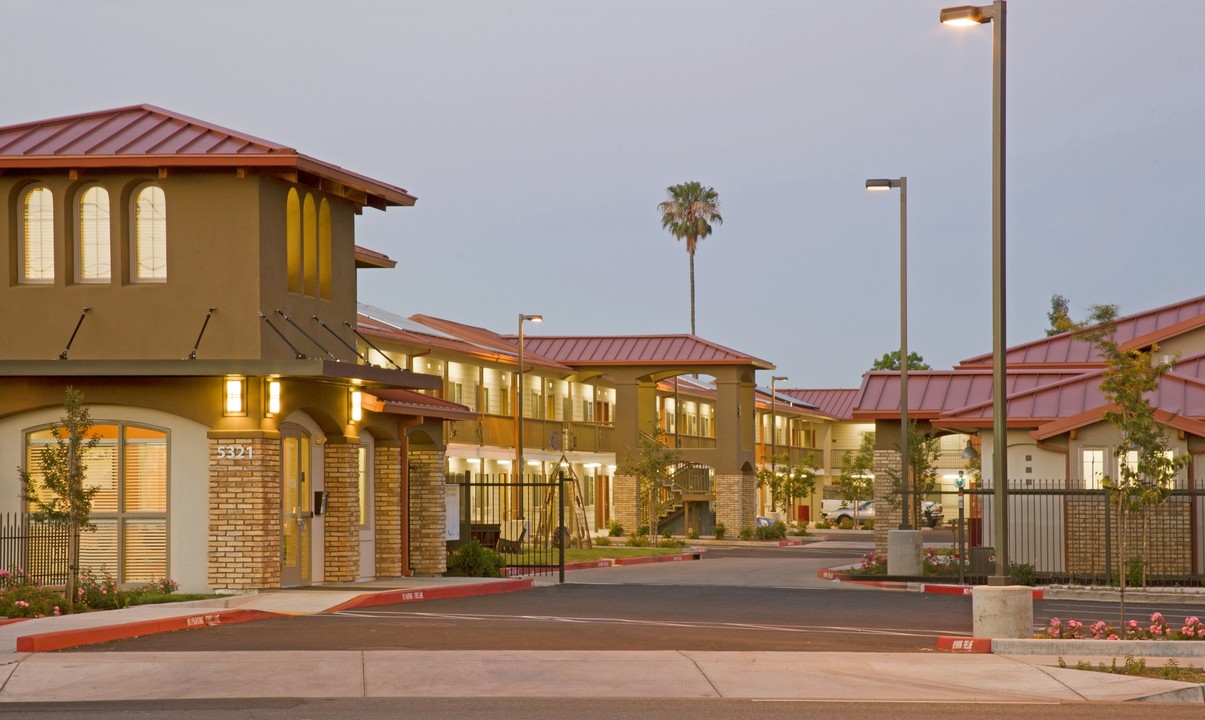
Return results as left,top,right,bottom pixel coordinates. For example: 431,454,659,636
0,513,69,586
926,481,1205,586
448,473,591,580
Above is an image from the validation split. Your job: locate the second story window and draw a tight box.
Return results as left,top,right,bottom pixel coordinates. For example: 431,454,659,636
77,185,111,282
132,185,167,282
20,186,54,283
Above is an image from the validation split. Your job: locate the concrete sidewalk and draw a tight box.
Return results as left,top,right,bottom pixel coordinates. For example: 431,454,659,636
0,650,1200,703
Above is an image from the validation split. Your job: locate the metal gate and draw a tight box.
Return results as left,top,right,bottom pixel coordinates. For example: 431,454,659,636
448,472,589,580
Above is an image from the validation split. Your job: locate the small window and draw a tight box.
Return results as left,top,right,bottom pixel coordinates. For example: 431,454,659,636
133,185,167,281
20,186,55,283
77,185,111,282
1081,448,1105,490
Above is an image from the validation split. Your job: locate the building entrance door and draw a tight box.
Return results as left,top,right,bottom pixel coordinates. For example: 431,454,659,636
281,430,312,587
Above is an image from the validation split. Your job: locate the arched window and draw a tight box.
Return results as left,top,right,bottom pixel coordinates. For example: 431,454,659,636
318,199,332,300
132,185,167,282
20,186,54,283
286,188,302,293
25,423,168,583
77,185,111,282
303,193,317,296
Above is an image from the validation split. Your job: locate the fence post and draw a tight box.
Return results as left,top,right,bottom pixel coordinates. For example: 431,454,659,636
1102,490,1112,587
558,471,566,584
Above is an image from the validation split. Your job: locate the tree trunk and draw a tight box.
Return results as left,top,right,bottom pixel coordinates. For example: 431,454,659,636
689,249,696,336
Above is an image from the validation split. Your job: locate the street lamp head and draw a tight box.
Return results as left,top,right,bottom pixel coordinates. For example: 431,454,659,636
865,178,901,191
772,375,788,382
940,4,994,25
520,314,543,324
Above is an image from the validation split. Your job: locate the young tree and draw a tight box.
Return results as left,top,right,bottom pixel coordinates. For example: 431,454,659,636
883,422,941,527
869,351,931,372
1078,305,1186,619
838,432,876,524
1046,293,1076,336
618,426,683,537
756,453,817,517
17,387,101,607
658,181,722,335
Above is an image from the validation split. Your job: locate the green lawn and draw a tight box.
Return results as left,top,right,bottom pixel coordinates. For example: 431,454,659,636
562,546,692,563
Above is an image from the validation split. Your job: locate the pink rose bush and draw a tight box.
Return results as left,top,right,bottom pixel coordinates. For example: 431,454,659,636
1045,612,1205,641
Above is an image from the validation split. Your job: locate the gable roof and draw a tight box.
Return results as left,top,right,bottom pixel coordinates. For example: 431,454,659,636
519,335,774,369
852,370,1086,420
0,104,415,209
959,294,1205,369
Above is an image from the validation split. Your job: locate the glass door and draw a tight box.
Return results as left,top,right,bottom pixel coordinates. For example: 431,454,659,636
281,431,312,587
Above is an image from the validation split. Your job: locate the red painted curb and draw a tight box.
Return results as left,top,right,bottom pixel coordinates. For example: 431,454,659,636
613,552,701,566
937,636,993,653
15,608,282,653
819,567,1045,600
923,584,975,596
0,618,28,627
777,540,803,547
327,578,535,613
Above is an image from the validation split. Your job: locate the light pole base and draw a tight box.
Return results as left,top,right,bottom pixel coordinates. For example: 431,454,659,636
887,529,923,576
972,585,1033,639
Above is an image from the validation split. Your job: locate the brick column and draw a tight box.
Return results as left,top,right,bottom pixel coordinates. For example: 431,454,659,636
873,448,902,554
374,444,404,577
323,442,360,583
408,447,447,576
612,473,638,534
715,470,755,536
208,436,280,591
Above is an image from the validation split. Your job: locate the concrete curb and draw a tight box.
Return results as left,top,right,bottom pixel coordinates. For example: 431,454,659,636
818,567,1044,599
15,608,283,652
937,635,1205,658
326,577,535,613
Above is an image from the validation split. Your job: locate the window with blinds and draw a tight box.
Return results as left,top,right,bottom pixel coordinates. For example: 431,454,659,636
24,423,168,583
77,185,111,282
21,186,54,283
133,185,167,282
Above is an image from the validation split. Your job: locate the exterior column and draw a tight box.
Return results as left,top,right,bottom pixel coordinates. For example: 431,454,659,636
408,447,447,576
873,448,902,555
714,469,756,536
374,444,404,577
323,442,360,582
208,435,280,591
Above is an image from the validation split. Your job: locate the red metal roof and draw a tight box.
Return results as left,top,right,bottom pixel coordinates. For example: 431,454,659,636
402,315,570,372
368,389,477,421
358,314,567,371
520,335,774,369
782,389,860,421
354,246,396,269
959,294,1205,369
0,104,416,209
852,370,1085,420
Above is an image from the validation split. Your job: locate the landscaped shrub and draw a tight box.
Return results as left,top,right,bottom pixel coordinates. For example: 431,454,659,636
838,517,854,530
861,519,875,530
686,528,700,540
1009,562,1037,586
713,522,726,540
1044,613,1205,641
813,518,832,530
446,540,505,577
0,568,66,618
625,533,651,547
607,520,624,537
755,520,787,541
657,537,687,548
595,536,612,546
739,527,753,541
77,567,128,610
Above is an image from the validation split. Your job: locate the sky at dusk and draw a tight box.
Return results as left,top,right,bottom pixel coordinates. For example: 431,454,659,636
7,1,1203,389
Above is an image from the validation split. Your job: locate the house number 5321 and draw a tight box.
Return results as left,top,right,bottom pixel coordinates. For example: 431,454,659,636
217,445,254,460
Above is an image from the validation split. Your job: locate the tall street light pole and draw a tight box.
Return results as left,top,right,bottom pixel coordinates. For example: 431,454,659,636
941,1,1008,582
516,314,543,486
770,375,788,512
866,177,910,530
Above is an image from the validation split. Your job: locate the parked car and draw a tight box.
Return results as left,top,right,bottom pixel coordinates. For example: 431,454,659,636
825,501,875,527
823,500,945,528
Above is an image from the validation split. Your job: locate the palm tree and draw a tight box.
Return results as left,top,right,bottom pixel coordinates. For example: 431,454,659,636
658,181,722,335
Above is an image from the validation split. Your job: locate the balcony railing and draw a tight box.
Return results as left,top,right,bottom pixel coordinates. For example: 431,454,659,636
446,415,615,453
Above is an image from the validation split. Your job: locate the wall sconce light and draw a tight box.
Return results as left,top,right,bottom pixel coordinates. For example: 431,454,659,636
265,379,282,416
224,376,246,416
349,388,363,423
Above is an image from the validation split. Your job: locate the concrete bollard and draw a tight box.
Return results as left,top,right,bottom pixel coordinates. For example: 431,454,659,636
887,529,923,576
972,585,1033,639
